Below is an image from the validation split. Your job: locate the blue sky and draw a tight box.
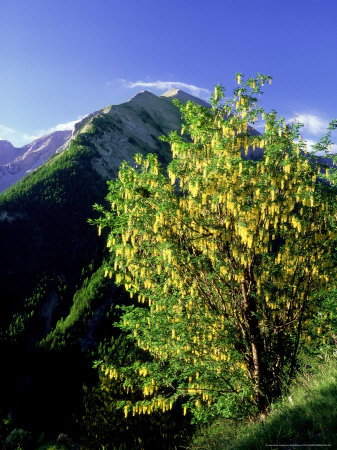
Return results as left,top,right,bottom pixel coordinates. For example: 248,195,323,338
0,0,336,148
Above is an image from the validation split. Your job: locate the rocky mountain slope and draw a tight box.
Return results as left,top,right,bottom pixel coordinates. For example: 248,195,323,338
161,87,210,107
0,130,72,192
0,88,209,195
0,140,26,165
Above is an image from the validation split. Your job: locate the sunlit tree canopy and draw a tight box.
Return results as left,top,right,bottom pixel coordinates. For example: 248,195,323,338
93,73,337,418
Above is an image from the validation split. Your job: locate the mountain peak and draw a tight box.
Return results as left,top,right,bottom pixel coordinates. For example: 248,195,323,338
161,88,183,97
0,140,20,166
127,90,157,103
0,140,15,150
160,88,210,108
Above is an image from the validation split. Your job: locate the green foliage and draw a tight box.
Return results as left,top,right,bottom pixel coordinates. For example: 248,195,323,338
296,288,337,365
82,332,193,448
40,264,118,350
4,428,32,449
94,73,337,425
190,355,337,449
1,275,66,344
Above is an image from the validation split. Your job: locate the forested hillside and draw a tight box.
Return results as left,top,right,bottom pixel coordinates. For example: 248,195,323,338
0,90,193,448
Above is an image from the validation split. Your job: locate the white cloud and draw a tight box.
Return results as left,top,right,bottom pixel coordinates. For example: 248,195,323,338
286,113,328,136
252,122,265,131
284,112,337,153
0,124,16,134
283,135,337,155
119,79,210,100
0,124,38,146
297,138,337,154
0,117,84,148
247,114,337,154
302,138,317,150
38,117,84,136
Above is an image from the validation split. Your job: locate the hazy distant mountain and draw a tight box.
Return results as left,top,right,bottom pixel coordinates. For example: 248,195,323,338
0,140,26,165
0,130,72,192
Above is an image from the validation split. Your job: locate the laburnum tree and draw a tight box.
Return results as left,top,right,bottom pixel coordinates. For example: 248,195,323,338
93,73,337,419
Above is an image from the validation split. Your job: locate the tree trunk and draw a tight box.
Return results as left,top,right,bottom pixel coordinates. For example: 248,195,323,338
241,281,269,413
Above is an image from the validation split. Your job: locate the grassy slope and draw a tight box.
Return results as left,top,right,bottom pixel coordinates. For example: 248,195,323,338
191,355,337,449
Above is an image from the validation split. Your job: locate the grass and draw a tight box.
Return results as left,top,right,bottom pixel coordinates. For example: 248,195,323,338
191,354,337,449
